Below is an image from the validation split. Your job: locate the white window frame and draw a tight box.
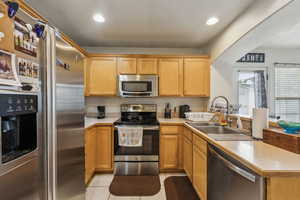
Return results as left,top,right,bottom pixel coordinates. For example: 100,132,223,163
274,63,300,119
233,66,269,116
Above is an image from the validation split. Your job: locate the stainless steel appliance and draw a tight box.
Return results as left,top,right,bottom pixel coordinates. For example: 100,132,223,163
0,9,85,200
0,93,40,200
187,122,254,141
0,10,43,200
118,75,158,97
97,106,105,119
179,105,191,118
44,28,85,200
114,104,159,175
208,144,265,200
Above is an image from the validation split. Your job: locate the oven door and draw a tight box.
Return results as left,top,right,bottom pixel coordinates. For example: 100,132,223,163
114,126,159,162
118,75,158,97
114,126,159,175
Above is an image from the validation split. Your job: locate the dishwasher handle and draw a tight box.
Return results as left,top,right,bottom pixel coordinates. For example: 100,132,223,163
209,147,256,183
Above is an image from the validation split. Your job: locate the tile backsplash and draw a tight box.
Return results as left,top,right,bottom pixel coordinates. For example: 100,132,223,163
85,97,209,117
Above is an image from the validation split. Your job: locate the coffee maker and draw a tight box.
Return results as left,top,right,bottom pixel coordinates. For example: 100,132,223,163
179,105,191,118
97,106,105,119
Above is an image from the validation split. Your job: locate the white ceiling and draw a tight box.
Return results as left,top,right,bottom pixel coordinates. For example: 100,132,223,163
262,22,300,49
25,0,255,48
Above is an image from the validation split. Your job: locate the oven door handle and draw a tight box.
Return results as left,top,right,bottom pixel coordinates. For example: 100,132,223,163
114,125,160,131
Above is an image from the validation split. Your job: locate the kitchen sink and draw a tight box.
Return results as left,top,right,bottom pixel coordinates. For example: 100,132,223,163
186,122,254,141
186,122,221,127
196,126,243,134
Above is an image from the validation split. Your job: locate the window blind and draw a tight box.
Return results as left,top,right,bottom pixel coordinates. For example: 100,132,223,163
275,63,300,121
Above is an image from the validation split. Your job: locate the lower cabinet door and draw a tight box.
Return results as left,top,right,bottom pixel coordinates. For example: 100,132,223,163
183,136,193,181
160,134,179,169
193,146,207,200
96,126,113,170
85,127,96,183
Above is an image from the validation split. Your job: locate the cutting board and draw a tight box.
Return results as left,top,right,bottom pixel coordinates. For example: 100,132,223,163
0,1,14,53
263,128,300,154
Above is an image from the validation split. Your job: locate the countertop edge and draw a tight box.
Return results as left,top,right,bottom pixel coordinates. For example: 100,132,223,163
85,118,300,177
183,123,300,177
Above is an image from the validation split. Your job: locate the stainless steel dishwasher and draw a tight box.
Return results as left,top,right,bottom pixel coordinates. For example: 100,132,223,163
208,144,265,200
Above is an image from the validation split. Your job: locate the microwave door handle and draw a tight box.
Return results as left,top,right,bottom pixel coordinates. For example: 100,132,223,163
209,147,256,183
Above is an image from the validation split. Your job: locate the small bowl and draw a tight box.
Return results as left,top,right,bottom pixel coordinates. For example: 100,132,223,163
277,120,300,134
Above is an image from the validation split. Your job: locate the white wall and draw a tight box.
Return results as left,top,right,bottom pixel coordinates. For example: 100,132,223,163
84,47,206,55
209,0,294,62
86,96,209,117
211,47,300,115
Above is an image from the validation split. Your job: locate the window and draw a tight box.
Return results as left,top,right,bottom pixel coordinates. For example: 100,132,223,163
275,63,300,121
235,68,268,116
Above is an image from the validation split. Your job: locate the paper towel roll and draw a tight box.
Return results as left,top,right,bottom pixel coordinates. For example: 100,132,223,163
252,108,269,139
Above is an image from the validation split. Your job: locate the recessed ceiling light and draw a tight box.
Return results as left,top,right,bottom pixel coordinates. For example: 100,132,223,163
206,17,219,26
93,14,105,23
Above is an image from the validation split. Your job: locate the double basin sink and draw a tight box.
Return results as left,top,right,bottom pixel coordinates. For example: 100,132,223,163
186,122,254,141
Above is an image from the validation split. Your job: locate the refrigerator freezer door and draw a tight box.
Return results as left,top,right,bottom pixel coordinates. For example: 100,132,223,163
55,36,85,199
0,158,40,200
45,27,85,200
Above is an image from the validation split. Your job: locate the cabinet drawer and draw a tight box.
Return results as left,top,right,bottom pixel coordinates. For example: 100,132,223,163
183,127,193,141
193,134,207,155
160,126,179,134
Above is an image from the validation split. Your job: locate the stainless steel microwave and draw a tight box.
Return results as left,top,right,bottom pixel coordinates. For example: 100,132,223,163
118,75,158,97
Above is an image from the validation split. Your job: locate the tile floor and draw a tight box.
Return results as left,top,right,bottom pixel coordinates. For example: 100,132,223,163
86,173,186,200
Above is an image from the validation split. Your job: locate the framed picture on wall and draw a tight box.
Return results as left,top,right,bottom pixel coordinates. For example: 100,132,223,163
0,50,21,86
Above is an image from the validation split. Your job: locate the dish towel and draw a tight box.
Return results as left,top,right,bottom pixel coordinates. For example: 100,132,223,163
118,126,143,147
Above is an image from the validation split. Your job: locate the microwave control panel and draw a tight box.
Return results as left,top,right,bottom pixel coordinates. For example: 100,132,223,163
0,94,38,116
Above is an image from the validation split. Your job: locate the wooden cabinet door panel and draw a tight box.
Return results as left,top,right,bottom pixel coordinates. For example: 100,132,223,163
159,58,183,96
88,58,117,96
137,58,158,74
160,134,179,169
96,127,112,170
184,58,210,96
85,128,96,183
183,136,193,181
0,2,14,52
118,57,137,74
193,145,207,200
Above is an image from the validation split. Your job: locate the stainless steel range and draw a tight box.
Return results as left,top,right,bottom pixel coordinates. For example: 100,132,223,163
114,104,159,175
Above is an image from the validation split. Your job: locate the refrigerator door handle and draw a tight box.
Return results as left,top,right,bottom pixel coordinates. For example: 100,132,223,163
209,147,256,183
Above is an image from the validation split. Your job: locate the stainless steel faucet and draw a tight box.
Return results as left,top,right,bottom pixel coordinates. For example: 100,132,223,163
210,96,231,125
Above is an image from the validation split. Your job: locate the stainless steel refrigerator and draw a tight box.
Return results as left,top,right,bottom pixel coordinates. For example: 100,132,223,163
0,10,85,200
44,27,85,200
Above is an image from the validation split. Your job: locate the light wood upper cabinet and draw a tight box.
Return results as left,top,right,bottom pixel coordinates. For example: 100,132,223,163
184,58,210,97
0,2,14,52
118,57,137,74
159,58,183,96
137,58,158,74
86,58,117,96
95,126,113,170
